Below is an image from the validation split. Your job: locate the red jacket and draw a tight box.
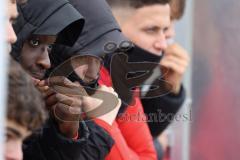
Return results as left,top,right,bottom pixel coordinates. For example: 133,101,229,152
94,67,157,160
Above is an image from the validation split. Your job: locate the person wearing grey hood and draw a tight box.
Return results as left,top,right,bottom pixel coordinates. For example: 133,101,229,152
45,0,132,135
47,0,157,159
49,0,134,109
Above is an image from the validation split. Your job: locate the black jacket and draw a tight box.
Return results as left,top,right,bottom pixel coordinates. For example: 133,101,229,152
11,0,114,159
141,86,186,137
103,45,186,137
23,119,114,160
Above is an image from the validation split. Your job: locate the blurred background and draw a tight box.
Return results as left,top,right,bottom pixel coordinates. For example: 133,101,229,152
170,0,240,159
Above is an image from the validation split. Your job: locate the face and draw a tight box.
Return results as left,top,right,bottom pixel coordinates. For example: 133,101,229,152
117,4,171,56
20,35,56,80
6,0,18,50
71,55,102,83
4,120,30,160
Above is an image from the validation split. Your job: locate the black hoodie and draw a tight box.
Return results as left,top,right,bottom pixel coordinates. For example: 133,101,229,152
23,118,114,160
11,0,85,61
9,0,114,159
48,0,129,92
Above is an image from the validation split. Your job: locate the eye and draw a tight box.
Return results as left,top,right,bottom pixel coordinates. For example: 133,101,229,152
143,26,159,34
47,45,53,53
29,39,40,47
163,27,169,33
48,45,53,50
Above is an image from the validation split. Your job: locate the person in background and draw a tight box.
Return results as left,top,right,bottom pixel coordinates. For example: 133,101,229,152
106,0,189,159
5,1,44,160
5,59,46,160
5,0,26,51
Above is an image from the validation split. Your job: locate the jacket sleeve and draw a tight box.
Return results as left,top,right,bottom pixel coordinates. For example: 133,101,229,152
141,85,186,137
94,97,157,160
23,118,114,160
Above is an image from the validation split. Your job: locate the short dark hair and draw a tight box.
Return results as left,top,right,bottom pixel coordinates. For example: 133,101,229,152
106,0,171,9
7,59,46,131
170,0,186,20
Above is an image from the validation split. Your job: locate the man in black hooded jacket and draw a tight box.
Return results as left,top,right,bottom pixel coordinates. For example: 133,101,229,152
11,0,116,159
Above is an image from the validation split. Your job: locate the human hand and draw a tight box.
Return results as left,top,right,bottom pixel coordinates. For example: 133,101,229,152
161,43,190,94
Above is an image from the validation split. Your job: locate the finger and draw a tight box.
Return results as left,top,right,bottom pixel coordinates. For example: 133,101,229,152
56,94,74,106
38,80,49,87
36,85,50,93
32,78,40,86
56,94,83,108
164,44,190,60
161,60,186,75
51,85,88,97
47,76,85,97
46,76,79,88
161,56,189,69
46,93,74,110
68,97,83,108
161,59,186,73
52,103,81,122
45,93,58,109
43,88,55,99
163,50,190,63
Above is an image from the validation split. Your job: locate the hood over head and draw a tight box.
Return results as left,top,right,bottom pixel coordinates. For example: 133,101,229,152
53,0,130,59
11,0,85,60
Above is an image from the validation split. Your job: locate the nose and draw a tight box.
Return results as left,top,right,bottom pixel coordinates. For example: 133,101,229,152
5,141,23,160
153,32,168,52
82,64,89,75
6,22,17,44
37,46,51,70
